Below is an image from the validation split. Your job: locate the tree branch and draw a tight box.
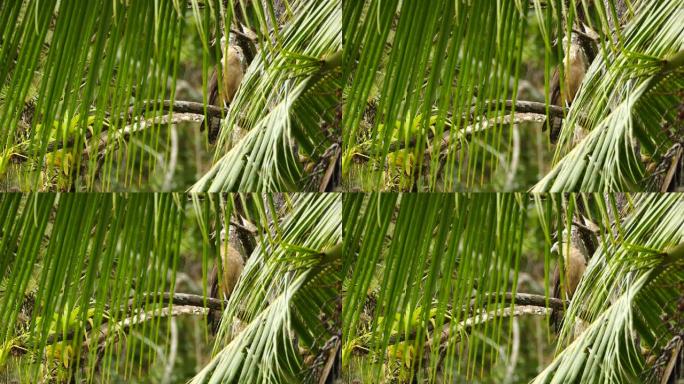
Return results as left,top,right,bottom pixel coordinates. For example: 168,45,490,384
430,305,550,351
465,100,565,120
465,292,567,313
11,292,225,356
8,100,226,164
126,292,227,312
431,113,546,157
351,292,566,356
94,305,208,346
352,100,564,161
387,292,564,344
120,99,225,121
82,113,205,161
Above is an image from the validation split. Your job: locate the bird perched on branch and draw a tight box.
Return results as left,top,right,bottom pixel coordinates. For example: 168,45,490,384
207,229,245,334
208,42,244,108
205,37,244,142
546,33,589,144
549,229,589,333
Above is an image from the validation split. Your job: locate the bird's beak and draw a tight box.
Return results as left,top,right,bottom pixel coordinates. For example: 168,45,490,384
550,242,559,255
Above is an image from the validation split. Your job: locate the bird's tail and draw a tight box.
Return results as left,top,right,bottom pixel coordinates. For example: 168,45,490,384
549,308,564,333
207,308,223,334
201,69,222,143
207,265,222,334
548,117,563,144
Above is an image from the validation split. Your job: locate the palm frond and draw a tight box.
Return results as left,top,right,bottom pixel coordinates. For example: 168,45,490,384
191,0,342,192
343,193,534,382
343,0,682,191
0,192,341,383
534,193,684,383
0,193,186,382
343,193,684,383
0,1,189,190
533,0,684,191
191,193,342,383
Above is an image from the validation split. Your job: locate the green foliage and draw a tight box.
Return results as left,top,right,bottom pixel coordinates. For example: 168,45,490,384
191,0,342,191
0,0,341,191
343,193,684,383
0,193,342,383
343,0,684,191
191,193,342,383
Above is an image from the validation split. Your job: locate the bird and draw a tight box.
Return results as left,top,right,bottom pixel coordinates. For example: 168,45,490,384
546,33,589,144
208,43,244,107
207,229,245,334
549,229,589,333
205,37,244,142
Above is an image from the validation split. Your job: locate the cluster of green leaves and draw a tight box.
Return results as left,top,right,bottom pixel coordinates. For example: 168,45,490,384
343,0,531,191
192,193,342,383
534,194,684,382
533,0,684,191
0,0,186,190
192,0,342,191
343,193,530,382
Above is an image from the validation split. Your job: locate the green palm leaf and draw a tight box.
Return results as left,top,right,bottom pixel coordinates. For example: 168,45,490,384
533,0,684,191
191,0,342,192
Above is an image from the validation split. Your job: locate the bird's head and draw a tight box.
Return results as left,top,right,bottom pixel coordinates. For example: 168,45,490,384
562,34,588,64
209,227,229,243
550,229,570,255
551,228,589,263
219,36,243,58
